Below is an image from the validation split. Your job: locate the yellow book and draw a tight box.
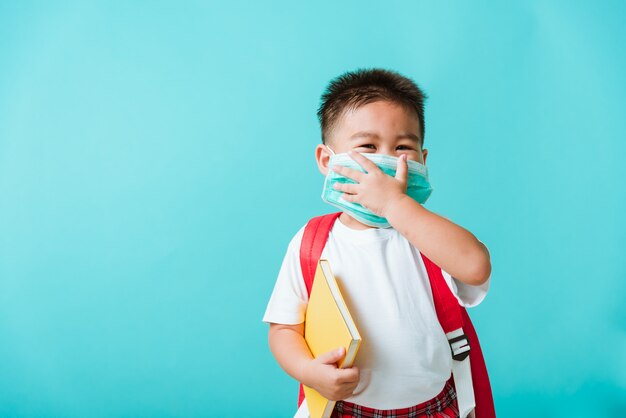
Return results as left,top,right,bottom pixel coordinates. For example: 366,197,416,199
303,259,362,418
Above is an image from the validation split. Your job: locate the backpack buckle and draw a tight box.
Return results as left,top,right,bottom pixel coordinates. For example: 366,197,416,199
447,329,471,361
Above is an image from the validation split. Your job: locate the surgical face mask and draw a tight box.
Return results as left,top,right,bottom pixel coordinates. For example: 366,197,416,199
321,146,433,228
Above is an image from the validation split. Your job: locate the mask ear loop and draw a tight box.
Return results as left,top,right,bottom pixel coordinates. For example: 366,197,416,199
324,145,337,172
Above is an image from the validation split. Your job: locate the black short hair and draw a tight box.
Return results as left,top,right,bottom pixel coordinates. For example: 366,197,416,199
317,68,428,145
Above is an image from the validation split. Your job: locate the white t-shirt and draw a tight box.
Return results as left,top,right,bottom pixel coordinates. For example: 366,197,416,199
263,217,490,410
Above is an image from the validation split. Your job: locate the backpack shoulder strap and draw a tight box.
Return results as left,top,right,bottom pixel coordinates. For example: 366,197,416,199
420,253,496,418
420,253,465,336
297,212,341,407
299,212,342,297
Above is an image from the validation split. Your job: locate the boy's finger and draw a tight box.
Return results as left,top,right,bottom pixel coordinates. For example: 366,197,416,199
348,150,380,173
395,154,408,182
337,367,360,383
332,165,365,182
340,193,358,203
317,347,345,366
333,182,358,195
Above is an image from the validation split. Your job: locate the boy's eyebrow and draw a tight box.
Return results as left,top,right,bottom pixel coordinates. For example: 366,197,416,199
350,131,421,143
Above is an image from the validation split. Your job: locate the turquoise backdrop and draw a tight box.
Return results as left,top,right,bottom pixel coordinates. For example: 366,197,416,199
1,1,624,417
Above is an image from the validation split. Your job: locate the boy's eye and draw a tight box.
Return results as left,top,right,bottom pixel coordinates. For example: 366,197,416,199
356,144,376,150
396,145,415,151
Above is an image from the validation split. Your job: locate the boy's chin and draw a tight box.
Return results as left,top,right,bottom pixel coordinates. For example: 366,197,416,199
339,212,376,230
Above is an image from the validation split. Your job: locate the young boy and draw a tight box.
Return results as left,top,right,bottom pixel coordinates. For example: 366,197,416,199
263,68,491,418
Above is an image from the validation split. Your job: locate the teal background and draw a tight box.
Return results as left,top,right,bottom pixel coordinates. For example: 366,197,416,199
1,1,624,417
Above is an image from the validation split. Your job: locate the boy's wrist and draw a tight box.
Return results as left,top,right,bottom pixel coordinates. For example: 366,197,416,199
382,193,416,220
297,357,317,388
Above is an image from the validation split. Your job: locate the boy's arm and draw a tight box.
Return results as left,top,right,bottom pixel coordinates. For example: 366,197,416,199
384,195,491,286
268,323,360,401
332,151,491,286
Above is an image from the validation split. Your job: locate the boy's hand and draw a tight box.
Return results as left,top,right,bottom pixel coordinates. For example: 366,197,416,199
332,151,409,218
301,347,360,401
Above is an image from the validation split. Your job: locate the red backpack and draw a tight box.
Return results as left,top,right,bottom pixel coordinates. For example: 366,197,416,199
296,212,495,418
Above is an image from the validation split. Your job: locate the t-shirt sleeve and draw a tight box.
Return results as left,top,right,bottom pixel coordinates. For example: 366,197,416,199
262,226,309,325
441,269,491,308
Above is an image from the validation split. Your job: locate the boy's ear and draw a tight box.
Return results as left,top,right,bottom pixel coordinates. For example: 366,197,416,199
315,144,332,175
422,148,428,165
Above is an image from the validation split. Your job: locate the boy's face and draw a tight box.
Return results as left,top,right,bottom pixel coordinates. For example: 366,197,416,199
315,100,428,176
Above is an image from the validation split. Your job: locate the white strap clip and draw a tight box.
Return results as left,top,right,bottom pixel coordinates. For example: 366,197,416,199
447,328,470,361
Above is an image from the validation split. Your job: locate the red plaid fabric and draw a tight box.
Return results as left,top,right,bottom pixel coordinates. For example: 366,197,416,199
331,378,459,418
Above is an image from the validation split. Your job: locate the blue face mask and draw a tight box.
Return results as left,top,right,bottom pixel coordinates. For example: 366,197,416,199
321,147,433,228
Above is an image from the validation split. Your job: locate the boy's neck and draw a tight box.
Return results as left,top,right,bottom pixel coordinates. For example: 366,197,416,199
338,212,376,230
